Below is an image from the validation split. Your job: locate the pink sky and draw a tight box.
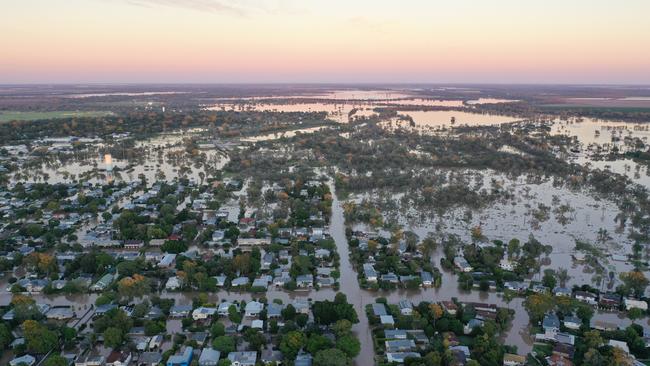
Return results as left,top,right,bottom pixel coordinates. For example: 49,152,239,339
1,0,649,83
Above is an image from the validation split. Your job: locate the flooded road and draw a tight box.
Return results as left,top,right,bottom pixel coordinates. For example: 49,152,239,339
329,181,375,366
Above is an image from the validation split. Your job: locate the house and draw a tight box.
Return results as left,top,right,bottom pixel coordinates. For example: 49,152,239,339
384,329,408,339
454,256,473,272
398,300,414,315
624,298,648,311
599,293,621,309
563,315,581,330
251,319,264,329
167,347,193,366
314,248,330,259
380,315,395,327
90,273,115,291
499,259,516,271
139,352,163,366
385,339,416,352
546,354,574,366
192,307,217,321
267,302,284,318
124,240,144,250
543,313,561,334
504,281,528,293
10,355,36,366
106,351,132,366
187,332,209,347
295,352,313,366
231,277,249,287
218,302,235,316
198,348,220,366
261,350,283,365
296,274,314,288
170,305,193,318
386,352,420,363
363,264,378,282
227,351,257,366
237,238,271,252
261,253,275,269
464,318,484,334
420,271,433,286
553,343,575,359
553,287,571,297
46,306,75,320
574,291,597,305
158,254,177,268
441,301,458,315
609,340,630,354
293,299,310,314
166,276,182,290
214,275,227,287
381,273,399,284
591,320,618,331
245,301,264,317
503,353,526,366
372,303,388,316
149,334,164,349
75,355,105,366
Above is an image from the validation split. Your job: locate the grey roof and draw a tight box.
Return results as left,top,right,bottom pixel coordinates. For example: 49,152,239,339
198,348,221,365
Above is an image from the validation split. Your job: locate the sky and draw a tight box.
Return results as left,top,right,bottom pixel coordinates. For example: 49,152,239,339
1,0,650,84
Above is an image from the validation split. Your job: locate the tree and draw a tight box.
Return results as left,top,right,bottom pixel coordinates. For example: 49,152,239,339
211,322,225,338
0,323,12,350
228,305,242,324
312,294,358,325
576,304,594,324
557,267,570,287
336,335,360,357
280,331,306,360
542,269,557,289
103,327,124,348
23,320,58,353
583,348,605,366
523,293,554,323
620,271,649,297
332,319,353,337
44,355,68,366
307,334,333,355
507,239,520,258
212,336,236,353
583,330,604,349
628,307,645,322
117,274,149,300
314,348,351,366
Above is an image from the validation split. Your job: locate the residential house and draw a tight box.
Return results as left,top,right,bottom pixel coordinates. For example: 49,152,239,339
245,301,264,317
167,347,193,366
106,351,132,366
227,352,257,366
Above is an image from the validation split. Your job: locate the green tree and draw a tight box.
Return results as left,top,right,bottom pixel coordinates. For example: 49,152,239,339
306,334,333,355
280,331,306,360
523,293,554,323
211,322,225,337
212,336,236,353
103,327,124,348
23,320,58,353
44,355,68,366
314,348,351,366
336,335,360,357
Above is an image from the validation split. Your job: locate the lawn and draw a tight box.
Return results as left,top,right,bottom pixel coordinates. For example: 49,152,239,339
0,110,111,122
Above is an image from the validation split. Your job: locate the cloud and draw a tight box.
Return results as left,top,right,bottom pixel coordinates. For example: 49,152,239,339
115,0,299,16
118,0,248,15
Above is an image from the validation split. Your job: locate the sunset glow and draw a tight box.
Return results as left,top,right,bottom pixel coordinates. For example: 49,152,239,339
2,0,650,83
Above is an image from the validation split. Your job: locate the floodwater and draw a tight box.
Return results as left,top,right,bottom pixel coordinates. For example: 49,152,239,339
241,126,330,142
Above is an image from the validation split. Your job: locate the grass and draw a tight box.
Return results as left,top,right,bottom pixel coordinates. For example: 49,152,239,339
0,110,111,122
